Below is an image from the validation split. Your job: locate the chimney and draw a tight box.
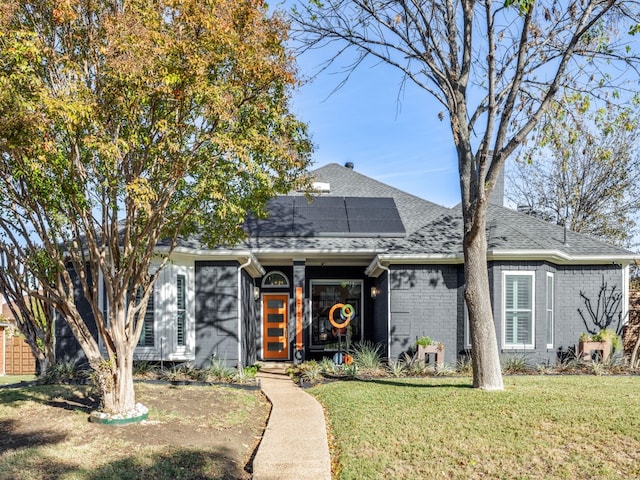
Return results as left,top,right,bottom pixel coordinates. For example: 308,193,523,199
344,162,354,170
486,151,504,206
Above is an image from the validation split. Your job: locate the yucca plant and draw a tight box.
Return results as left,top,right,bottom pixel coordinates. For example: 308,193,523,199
350,340,383,371
41,360,87,384
456,356,473,375
133,360,158,378
502,354,531,374
388,358,407,377
205,357,233,382
300,360,324,384
319,357,336,375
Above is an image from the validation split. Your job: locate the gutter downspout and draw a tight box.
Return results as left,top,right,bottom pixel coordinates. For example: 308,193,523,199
237,257,252,370
373,258,391,362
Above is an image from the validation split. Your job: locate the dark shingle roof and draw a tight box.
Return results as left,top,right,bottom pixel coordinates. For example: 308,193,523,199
386,203,635,259
310,163,450,235
177,162,636,262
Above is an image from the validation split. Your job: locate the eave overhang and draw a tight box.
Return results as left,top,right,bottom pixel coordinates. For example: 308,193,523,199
161,247,266,278
365,250,639,277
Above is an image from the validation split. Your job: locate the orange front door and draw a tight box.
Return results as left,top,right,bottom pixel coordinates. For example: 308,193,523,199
262,294,289,360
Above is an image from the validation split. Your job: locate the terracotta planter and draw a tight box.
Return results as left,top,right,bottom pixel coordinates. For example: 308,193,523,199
578,340,611,362
417,344,445,369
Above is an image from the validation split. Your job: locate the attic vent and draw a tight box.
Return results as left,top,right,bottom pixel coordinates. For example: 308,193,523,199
312,182,330,193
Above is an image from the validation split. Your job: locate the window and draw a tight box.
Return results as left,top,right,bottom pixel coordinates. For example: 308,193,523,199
503,272,534,348
546,272,554,348
310,280,363,350
262,271,289,288
116,264,194,361
177,274,186,347
136,286,155,347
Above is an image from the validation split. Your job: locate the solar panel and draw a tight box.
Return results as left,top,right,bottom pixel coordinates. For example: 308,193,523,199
345,197,405,234
246,196,405,237
294,197,349,235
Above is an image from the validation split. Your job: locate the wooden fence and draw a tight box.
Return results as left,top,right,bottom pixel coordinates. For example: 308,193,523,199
3,331,36,375
623,291,640,359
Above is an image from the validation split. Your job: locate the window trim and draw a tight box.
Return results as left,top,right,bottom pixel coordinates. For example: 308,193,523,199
176,274,187,347
166,264,195,360
262,271,290,288
546,272,554,349
502,271,535,350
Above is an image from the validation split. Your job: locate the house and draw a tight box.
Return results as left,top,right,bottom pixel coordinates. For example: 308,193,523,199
57,163,637,367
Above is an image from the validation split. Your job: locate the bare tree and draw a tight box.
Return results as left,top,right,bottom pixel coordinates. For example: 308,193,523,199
509,94,640,247
291,0,640,389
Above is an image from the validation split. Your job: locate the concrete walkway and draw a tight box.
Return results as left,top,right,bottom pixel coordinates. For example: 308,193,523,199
252,370,332,480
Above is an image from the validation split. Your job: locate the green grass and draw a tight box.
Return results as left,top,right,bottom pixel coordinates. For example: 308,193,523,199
0,375,36,386
310,376,640,479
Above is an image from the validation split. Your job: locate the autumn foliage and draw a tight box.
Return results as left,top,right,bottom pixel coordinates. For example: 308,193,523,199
0,0,311,414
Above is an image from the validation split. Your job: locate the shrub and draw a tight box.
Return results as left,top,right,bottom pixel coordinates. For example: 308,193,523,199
350,340,383,370
388,359,407,377
41,360,88,384
205,356,234,381
502,354,531,374
594,328,622,352
343,363,358,379
300,360,324,384
232,365,259,384
415,336,433,347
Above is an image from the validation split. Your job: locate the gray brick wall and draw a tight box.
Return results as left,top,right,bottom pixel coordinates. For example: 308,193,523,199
389,265,462,362
553,264,624,359
194,261,239,368
490,262,624,365
371,273,389,356
56,267,98,366
385,261,625,367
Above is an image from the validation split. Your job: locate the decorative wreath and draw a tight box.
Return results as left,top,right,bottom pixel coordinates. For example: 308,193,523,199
328,303,354,329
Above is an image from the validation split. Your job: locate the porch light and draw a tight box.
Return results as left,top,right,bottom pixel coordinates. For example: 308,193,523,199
370,286,380,299
253,286,260,301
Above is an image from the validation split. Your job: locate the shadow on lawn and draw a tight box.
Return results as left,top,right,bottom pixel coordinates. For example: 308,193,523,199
0,385,99,413
366,378,474,389
0,418,68,453
84,448,248,480
0,443,249,480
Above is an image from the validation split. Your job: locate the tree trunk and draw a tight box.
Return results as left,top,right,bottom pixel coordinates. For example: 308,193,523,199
96,347,136,415
61,306,137,415
631,330,640,368
464,219,504,391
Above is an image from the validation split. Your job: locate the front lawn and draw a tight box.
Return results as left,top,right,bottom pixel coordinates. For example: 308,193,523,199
0,375,35,386
0,382,269,479
310,376,640,479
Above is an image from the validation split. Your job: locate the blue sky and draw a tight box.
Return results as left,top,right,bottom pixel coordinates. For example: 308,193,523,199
290,49,463,208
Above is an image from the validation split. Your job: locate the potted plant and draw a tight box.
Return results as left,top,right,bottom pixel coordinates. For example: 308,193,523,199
578,329,617,362
415,336,445,369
